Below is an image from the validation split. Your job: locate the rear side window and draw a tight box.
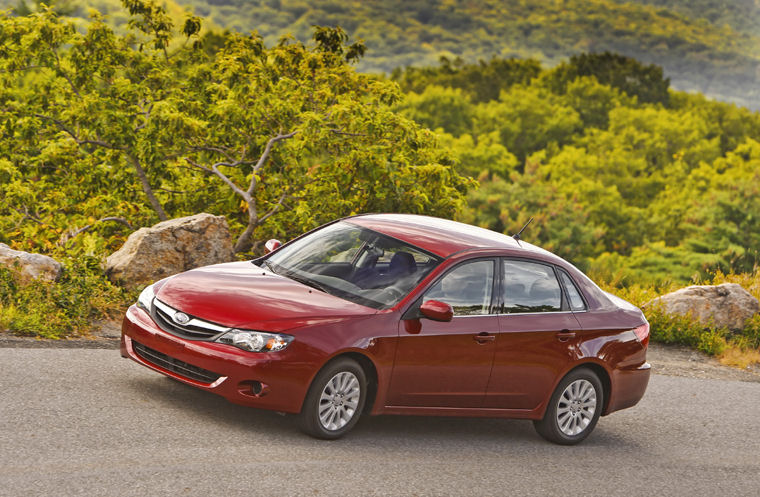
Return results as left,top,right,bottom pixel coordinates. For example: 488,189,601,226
502,260,562,313
559,270,587,311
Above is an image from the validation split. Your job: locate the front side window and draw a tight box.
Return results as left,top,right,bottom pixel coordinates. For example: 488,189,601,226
502,260,562,313
262,222,440,309
423,260,495,316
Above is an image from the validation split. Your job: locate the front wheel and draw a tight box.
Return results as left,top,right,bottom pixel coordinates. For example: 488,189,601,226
533,368,603,445
298,358,367,439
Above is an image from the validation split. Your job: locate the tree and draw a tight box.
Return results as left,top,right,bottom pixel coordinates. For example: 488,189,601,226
392,56,542,103
0,2,472,256
545,52,671,106
474,85,582,164
394,85,475,136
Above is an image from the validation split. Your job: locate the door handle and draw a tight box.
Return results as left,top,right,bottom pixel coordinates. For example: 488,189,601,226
556,330,576,342
474,332,496,344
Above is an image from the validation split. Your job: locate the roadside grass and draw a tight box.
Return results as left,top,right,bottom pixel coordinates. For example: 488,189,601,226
0,258,136,339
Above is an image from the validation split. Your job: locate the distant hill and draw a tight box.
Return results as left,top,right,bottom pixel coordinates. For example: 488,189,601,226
4,0,760,108
616,0,760,37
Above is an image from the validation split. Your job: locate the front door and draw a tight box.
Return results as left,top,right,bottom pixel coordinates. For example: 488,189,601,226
388,259,498,408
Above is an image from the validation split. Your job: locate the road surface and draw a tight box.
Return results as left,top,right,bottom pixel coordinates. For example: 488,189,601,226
0,348,758,496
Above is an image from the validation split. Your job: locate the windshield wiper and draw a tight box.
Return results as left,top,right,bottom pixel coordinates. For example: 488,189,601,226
257,259,278,274
284,271,329,293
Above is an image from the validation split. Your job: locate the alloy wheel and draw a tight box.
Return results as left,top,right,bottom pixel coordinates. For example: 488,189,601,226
556,378,597,436
318,371,361,431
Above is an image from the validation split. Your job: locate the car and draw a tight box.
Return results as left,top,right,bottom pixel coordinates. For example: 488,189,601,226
120,213,650,444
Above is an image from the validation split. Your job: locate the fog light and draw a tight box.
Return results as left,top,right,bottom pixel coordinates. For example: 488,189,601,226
238,380,269,397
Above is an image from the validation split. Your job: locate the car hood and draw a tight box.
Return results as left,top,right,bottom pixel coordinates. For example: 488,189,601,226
155,261,376,332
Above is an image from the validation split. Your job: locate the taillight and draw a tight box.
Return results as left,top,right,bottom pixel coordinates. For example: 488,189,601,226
633,322,650,348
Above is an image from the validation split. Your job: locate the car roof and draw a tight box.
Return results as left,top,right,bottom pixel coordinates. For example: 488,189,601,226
346,213,553,259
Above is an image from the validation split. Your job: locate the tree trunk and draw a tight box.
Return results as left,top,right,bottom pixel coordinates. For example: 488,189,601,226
129,155,168,221
233,201,258,253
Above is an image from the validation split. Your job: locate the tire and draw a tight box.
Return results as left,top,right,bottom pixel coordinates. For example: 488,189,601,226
533,368,603,445
298,358,367,439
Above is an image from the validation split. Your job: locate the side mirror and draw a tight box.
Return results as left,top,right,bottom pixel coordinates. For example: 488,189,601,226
265,239,282,253
419,300,453,322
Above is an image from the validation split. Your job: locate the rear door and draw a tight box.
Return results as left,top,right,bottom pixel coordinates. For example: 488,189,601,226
388,259,499,408
484,258,583,410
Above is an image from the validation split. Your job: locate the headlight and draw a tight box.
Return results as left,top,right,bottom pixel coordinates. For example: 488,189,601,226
216,330,293,352
137,284,155,311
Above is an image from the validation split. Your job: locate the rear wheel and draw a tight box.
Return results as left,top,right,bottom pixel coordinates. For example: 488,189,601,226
533,368,603,445
298,358,367,439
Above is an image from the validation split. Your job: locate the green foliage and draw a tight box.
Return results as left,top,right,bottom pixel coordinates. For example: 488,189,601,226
544,52,670,105
0,260,135,339
390,53,760,285
394,85,474,137
0,3,471,257
475,86,583,164
392,56,542,103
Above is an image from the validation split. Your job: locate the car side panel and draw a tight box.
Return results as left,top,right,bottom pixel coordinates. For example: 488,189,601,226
386,315,499,408
485,312,583,409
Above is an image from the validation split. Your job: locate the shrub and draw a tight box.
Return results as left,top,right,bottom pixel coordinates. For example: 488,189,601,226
0,258,135,339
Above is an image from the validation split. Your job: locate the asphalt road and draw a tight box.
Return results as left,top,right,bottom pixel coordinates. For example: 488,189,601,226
1,348,758,497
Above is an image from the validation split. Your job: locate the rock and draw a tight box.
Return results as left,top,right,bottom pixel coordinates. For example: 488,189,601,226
647,283,759,330
0,243,63,284
105,213,235,289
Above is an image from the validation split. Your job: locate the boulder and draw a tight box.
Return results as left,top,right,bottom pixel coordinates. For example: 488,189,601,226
0,243,63,284
105,213,235,289
647,283,759,330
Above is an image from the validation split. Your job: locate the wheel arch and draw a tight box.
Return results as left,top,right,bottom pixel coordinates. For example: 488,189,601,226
568,362,612,416
313,351,379,415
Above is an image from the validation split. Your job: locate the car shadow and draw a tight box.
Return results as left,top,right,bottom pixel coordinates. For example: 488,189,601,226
121,374,644,451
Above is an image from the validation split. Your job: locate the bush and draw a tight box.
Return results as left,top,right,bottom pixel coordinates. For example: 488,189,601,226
0,258,135,339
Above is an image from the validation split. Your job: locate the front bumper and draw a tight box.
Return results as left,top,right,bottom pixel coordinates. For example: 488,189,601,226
121,304,310,413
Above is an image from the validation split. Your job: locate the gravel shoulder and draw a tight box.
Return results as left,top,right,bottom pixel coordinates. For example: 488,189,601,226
1,323,759,382
647,342,760,382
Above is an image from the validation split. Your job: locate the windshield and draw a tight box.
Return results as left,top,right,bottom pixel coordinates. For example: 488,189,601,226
260,222,441,309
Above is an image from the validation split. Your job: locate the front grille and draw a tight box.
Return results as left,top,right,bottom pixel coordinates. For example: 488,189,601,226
133,341,221,384
151,299,229,340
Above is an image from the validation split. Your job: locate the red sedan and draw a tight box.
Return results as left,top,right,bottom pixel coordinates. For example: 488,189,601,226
121,214,650,444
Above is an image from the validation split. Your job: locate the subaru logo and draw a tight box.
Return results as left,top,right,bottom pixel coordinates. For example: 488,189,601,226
173,312,190,325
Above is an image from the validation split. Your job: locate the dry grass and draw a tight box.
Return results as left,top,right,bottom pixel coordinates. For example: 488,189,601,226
718,346,760,369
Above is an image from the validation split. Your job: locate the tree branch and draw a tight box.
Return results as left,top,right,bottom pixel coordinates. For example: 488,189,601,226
185,157,250,199
11,206,44,226
33,114,126,150
248,131,297,196
128,155,168,221
258,193,288,224
49,42,81,98
329,128,366,137
58,217,133,246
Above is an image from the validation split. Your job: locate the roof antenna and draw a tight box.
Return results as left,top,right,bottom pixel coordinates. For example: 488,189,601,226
512,217,533,243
